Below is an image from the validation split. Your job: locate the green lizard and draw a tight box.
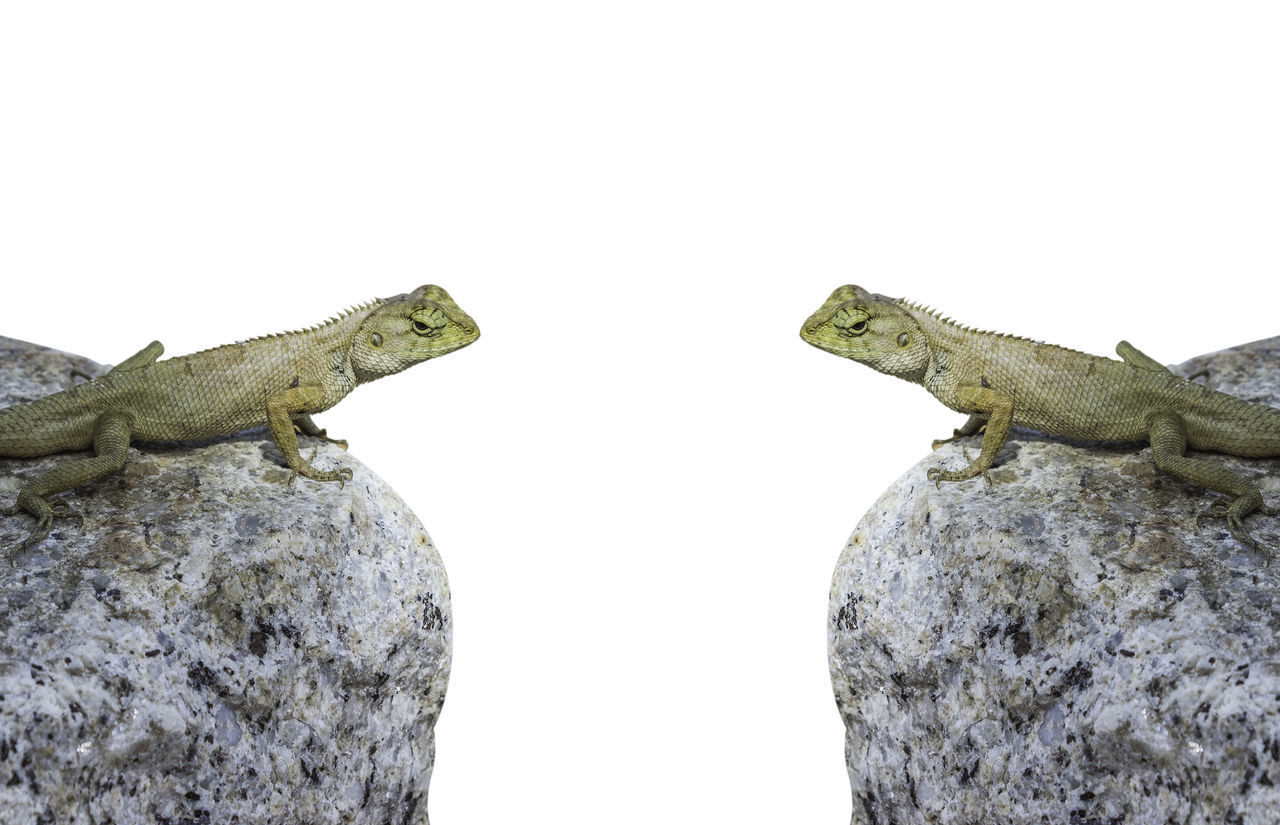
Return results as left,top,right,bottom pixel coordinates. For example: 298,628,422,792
0,284,478,561
800,285,1279,556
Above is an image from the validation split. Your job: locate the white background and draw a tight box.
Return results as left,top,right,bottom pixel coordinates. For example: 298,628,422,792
2,3,1279,823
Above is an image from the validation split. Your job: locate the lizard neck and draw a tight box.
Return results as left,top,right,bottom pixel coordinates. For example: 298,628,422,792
905,305,1044,411
909,308,989,390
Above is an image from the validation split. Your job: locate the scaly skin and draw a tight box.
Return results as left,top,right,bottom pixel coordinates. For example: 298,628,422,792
0,285,479,561
800,285,1280,557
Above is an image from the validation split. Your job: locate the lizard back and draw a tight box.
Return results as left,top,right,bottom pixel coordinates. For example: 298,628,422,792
914,305,1280,454
0,307,371,453
112,314,366,442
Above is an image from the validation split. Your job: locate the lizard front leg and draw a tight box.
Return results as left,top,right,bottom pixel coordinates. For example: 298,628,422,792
932,413,988,450
1147,410,1275,560
4,411,132,563
926,386,1014,486
266,386,352,485
293,414,348,449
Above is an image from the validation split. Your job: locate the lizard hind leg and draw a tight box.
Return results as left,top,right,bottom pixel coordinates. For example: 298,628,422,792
1148,411,1275,563
3,411,132,564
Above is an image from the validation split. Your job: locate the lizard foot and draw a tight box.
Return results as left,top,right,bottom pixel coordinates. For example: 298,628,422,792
931,425,986,451
1194,500,1229,527
296,466,353,489
926,466,982,489
47,500,85,528
3,498,82,566
1195,499,1275,565
293,423,349,450
286,448,354,489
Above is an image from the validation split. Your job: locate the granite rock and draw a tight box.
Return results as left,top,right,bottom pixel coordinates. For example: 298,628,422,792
831,336,1280,825
0,337,450,825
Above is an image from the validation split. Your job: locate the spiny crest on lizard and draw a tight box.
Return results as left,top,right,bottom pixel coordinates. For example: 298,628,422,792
800,284,1280,559
220,299,382,347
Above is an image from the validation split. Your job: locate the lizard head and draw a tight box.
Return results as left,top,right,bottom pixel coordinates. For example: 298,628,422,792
350,285,480,380
800,285,931,380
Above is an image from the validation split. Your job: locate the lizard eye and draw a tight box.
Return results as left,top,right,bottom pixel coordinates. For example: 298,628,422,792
834,307,871,338
898,333,909,347
410,309,445,337
371,333,383,347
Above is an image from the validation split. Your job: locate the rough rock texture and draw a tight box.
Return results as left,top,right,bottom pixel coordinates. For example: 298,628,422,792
831,336,1280,825
0,337,451,825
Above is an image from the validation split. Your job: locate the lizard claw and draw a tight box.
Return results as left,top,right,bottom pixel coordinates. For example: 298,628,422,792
1196,499,1275,565
926,467,944,490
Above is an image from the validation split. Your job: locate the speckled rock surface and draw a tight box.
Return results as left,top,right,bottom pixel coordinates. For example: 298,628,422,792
832,336,1280,825
0,337,450,825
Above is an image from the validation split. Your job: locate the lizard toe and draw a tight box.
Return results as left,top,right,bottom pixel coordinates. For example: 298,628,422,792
288,463,353,487
1195,501,1230,527
10,517,55,565
1226,517,1264,555
926,466,976,487
51,507,84,528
